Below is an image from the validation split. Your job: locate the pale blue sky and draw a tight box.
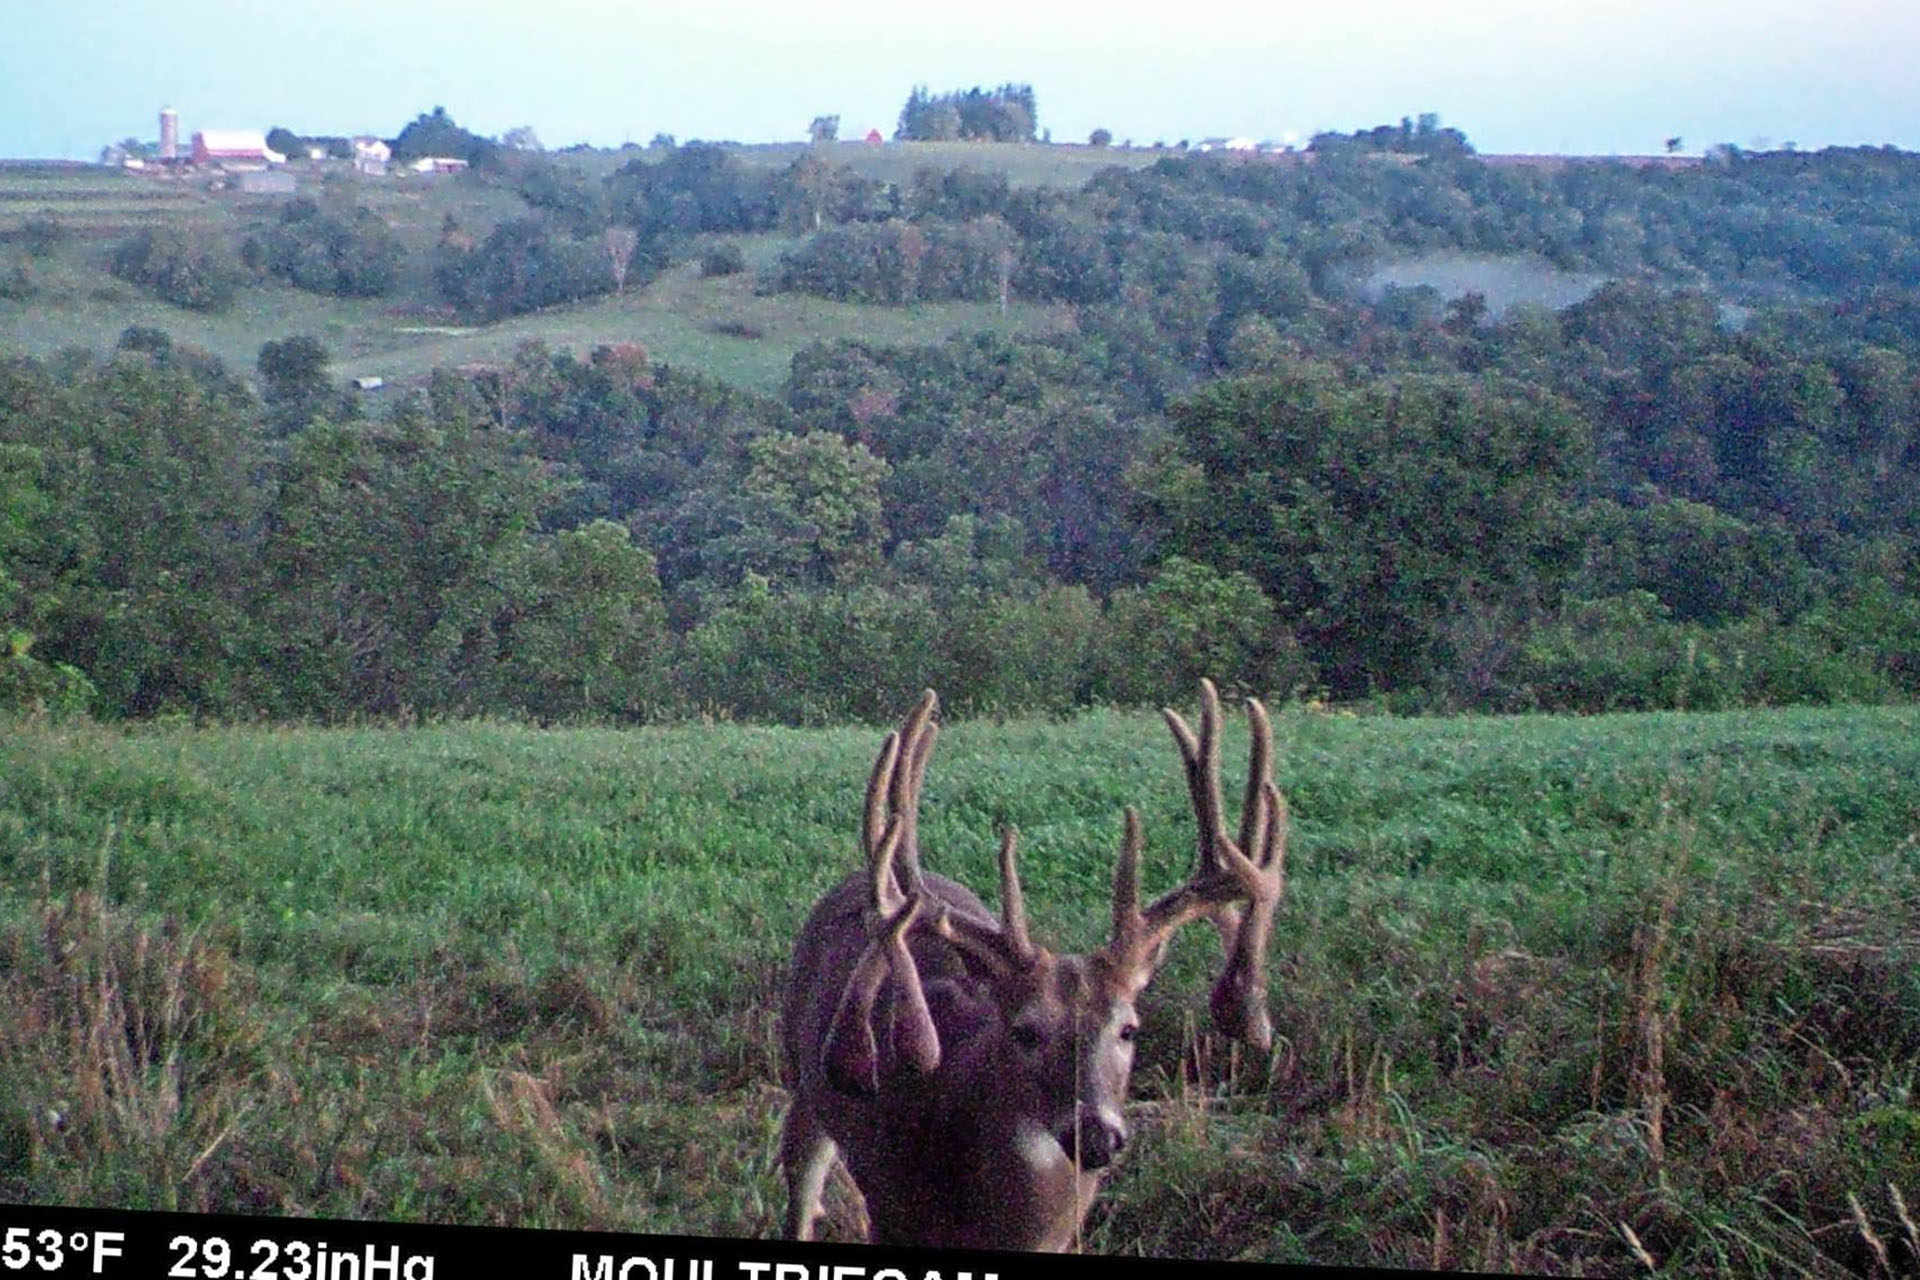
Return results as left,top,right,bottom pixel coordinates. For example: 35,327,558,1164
3,0,1916,160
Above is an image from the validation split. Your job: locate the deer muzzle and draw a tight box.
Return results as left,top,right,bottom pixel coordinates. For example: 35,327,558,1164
1058,1105,1128,1171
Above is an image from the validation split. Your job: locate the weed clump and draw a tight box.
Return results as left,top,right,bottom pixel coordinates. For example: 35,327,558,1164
0,888,265,1210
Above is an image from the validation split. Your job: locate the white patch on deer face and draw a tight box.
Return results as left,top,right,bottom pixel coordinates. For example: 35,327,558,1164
1014,1116,1069,1172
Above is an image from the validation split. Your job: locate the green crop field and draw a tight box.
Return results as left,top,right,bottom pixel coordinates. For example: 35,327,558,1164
3,703,1917,1273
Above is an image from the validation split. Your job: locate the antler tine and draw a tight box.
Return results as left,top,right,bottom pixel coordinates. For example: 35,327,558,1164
1163,678,1237,880
899,720,937,894
932,825,1041,979
1107,802,1197,942
863,731,902,863
1261,781,1289,882
1209,694,1275,942
997,827,1035,962
1200,678,1228,860
868,809,909,918
1239,696,1273,856
1104,804,1223,983
887,690,938,896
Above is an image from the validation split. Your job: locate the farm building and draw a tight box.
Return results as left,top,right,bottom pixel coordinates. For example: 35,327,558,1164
352,137,391,176
1193,137,1260,153
408,156,469,175
190,129,286,168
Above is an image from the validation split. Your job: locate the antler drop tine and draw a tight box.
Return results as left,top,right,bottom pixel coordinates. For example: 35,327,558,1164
822,888,937,1094
997,827,1035,961
882,894,941,1077
1206,779,1288,1055
822,959,886,1095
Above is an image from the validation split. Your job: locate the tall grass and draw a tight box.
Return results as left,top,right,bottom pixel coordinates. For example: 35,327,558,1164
2,704,1917,1272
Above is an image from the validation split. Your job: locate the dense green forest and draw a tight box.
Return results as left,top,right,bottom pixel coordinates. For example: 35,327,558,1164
5,123,1920,724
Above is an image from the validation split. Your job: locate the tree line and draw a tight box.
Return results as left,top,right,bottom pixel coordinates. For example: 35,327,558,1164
895,85,1039,143
5,295,1918,725
89,110,1920,332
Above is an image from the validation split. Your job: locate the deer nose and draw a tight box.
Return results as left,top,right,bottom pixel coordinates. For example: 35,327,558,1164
1060,1111,1127,1171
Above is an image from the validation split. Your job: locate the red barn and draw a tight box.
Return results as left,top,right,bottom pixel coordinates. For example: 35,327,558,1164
190,129,285,168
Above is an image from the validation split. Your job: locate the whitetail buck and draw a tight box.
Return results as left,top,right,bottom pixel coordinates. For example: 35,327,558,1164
780,680,1288,1251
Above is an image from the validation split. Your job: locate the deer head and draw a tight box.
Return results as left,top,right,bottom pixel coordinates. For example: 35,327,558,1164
780,680,1287,1252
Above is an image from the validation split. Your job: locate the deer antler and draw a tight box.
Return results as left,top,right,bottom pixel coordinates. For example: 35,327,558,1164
871,690,1041,981
824,692,942,1094
1101,679,1286,1051
827,690,1044,1094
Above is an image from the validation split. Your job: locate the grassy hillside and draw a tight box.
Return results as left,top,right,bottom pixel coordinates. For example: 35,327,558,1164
0,151,1098,393
3,703,1917,1272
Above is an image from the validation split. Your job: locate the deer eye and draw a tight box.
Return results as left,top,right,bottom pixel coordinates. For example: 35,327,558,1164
1010,1022,1043,1049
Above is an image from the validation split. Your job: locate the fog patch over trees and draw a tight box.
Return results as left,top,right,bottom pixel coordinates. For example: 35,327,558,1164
1360,251,1609,319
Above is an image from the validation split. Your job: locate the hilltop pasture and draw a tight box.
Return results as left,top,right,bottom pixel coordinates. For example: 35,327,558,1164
2,703,1917,1273
0,147,1109,392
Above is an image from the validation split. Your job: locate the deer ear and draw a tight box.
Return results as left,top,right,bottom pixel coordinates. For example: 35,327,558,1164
1207,950,1273,1053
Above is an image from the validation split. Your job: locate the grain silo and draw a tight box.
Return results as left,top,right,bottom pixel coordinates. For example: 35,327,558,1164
159,108,180,160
